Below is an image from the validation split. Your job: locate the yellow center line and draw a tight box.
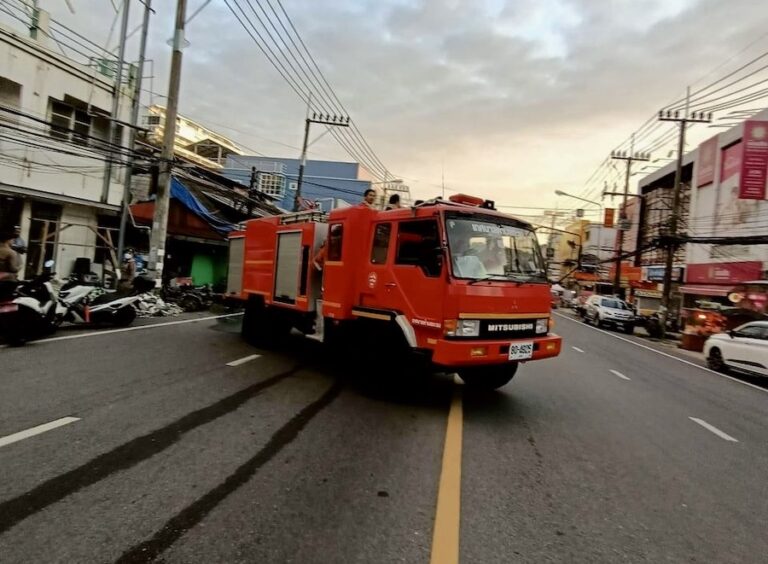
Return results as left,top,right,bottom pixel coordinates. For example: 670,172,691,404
430,378,464,564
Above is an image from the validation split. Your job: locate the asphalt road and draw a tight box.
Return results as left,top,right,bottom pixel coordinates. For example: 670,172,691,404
1,312,767,563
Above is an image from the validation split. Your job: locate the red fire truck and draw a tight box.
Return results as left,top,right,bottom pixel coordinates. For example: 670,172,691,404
226,195,561,389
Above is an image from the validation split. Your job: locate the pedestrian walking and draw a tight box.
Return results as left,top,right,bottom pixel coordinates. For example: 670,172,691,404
118,248,137,292
11,225,26,255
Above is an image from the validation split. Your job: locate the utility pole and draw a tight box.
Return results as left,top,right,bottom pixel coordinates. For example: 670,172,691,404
657,87,712,337
148,0,187,284
610,134,650,298
294,113,350,211
101,0,131,203
543,210,568,280
117,0,153,266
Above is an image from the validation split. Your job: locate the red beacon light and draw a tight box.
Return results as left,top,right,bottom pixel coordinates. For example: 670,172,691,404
448,193,496,210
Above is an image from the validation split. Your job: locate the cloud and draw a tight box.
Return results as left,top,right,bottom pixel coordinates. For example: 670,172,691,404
8,0,768,213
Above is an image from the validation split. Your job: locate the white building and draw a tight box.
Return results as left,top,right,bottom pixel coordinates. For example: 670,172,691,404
0,12,131,279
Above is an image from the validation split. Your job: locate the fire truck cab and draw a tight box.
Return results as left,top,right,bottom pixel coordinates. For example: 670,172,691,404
228,196,561,389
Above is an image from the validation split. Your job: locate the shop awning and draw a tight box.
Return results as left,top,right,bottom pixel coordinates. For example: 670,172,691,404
679,285,732,297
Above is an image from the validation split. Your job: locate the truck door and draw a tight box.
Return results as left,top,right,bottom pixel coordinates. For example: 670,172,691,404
365,219,445,329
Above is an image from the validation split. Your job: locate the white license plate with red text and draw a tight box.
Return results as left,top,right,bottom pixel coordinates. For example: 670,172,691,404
508,342,533,360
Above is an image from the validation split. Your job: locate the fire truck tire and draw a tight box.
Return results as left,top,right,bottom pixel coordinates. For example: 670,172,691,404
458,363,518,390
242,296,270,345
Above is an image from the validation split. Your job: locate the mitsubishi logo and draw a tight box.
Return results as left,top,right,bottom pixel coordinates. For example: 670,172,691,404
509,301,519,311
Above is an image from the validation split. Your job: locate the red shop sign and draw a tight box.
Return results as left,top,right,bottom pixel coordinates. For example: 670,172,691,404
697,134,718,187
739,120,768,199
686,261,763,284
720,142,742,182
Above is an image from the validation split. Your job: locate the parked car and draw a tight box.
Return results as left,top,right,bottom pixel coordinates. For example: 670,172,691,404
583,295,636,334
704,321,768,376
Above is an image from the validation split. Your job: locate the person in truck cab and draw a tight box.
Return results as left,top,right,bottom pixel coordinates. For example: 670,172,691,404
451,237,487,279
480,237,506,275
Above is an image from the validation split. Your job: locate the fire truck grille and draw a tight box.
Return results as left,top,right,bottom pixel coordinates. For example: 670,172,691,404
479,319,539,340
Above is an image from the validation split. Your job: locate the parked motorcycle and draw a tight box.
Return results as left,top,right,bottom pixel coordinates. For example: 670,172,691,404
56,275,154,327
0,260,58,345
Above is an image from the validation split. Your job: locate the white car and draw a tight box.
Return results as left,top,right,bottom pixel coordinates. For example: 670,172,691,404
583,295,636,334
704,321,768,377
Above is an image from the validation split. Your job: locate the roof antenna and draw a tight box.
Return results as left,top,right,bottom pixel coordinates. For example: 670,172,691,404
441,158,445,199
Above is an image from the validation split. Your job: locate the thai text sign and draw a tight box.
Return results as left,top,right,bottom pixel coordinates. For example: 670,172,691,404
739,120,768,199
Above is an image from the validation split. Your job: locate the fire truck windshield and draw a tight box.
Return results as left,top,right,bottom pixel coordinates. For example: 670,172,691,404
445,217,547,283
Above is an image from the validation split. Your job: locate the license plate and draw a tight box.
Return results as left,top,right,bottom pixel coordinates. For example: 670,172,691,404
508,342,533,360
0,303,18,313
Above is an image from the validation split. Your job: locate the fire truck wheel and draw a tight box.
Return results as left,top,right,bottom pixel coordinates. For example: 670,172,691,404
242,296,269,345
458,363,517,390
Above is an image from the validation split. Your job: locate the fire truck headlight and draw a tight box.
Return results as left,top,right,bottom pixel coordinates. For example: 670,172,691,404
456,319,480,337
536,318,549,335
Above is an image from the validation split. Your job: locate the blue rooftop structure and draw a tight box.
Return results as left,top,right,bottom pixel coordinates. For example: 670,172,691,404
222,156,373,211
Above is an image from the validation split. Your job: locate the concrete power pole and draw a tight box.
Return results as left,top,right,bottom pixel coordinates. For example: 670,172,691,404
148,0,187,284
610,134,650,298
294,113,349,211
101,0,131,204
657,87,712,337
117,0,153,264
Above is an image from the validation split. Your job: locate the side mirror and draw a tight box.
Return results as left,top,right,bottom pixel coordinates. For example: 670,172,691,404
728,330,736,339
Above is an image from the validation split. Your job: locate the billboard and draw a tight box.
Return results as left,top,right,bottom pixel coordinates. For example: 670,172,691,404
739,120,768,199
696,134,718,187
720,142,742,182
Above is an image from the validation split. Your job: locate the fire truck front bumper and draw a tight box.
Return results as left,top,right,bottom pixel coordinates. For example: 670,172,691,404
428,334,562,368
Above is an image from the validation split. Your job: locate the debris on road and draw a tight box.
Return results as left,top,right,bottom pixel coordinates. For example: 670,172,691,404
135,293,185,317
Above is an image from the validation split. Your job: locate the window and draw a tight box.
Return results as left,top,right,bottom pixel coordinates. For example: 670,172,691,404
735,325,766,339
49,98,92,146
0,77,22,125
146,115,161,126
370,223,391,264
396,220,442,277
327,224,343,261
258,173,285,197
50,100,72,141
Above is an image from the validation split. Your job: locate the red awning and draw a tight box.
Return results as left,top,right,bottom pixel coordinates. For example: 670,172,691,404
679,285,732,297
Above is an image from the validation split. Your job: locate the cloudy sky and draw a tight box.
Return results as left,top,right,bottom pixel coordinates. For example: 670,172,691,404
7,0,768,214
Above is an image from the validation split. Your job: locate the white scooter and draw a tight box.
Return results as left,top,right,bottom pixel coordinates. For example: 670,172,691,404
56,275,154,327
0,260,58,345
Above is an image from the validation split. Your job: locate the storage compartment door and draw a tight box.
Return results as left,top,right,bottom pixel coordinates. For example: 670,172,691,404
274,232,301,304
226,237,245,296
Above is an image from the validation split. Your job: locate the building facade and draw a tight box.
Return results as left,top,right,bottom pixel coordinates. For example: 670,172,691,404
222,156,373,211
0,14,131,279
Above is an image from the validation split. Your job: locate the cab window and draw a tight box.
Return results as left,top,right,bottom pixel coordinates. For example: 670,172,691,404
327,224,343,261
396,220,442,277
370,223,391,264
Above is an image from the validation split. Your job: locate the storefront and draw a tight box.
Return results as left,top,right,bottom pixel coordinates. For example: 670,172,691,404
679,261,766,350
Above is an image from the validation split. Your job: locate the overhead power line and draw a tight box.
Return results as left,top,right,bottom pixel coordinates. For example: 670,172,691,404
222,0,392,181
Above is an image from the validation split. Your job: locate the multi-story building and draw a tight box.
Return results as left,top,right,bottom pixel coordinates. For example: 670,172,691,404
684,108,768,311
143,105,244,170
0,12,131,279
